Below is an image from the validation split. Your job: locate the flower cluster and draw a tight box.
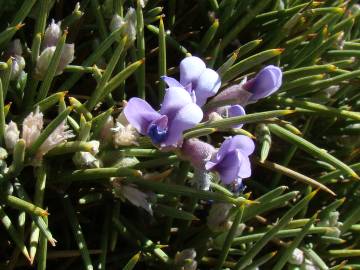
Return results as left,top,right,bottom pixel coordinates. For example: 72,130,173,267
4,107,74,163
122,56,282,189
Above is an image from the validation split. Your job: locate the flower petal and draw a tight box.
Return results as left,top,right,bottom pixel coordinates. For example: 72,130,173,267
228,105,246,128
180,56,206,86
218,135,255,158
214,150,242,184
162,103,203,147
124,98,162,135
160,87,193,120
238,156,252,178
194,68,221,106
246,65,282,101
161,76,184,88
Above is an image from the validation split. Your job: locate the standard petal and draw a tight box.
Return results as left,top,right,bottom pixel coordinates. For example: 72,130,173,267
238,156,252,178
214,150,242,184
180,56,206,86
124,98,162,135
227,135,255,156
160,87,193,120
161,76,184,88
228,105,246,128
194,68,221,106
162,103,203,146
215,135,254,163
247,65,282,101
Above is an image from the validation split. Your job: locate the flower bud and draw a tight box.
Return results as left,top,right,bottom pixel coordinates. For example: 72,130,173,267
124,8,137,43
11,55,25,80
7,39,23,57
35,44,75,80
73,152,100,168
43,20,61,48
243,65,282,102
99,115,114,143
58,43,75,75
109,8,137,45
110,14,125,32
0,147,8,160
35,46,56,79
210,80,252,106
5,121,20,150
22,107,44,148
174,249,197,270
289,248,304,265
207,203,233,232
181,138,216,170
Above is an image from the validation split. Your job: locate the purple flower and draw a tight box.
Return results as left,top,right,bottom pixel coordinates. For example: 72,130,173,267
243,65,282,101
205,135,255,185
161,56,221,107
124,87,203,147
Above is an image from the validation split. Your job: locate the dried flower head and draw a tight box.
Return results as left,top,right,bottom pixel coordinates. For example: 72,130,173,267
38,121,74,156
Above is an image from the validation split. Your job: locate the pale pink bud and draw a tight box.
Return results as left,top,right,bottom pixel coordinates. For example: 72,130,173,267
5,121,20,150
22,107,44,148
181,138,216,170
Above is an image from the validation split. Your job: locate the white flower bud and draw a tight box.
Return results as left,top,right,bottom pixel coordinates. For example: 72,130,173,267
139,0,148,8
124,8,137,43
35,46,56,79
289,248,304,265
328,211,340,227
207,203,233,232
174,249,197,270
43,20,62,48
7,39,23,56
5,121,20,150
57,43,75,75
110,14,125,32
11,55,25,80
100,115,114,143
110,8,137,45
22,107,43,148
35,44,75,80
73,152,100,168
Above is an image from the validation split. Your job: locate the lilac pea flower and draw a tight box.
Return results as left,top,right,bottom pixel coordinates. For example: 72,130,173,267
124,87,203,147
243,65,282,101
161,56,221,107
205,135,255,185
